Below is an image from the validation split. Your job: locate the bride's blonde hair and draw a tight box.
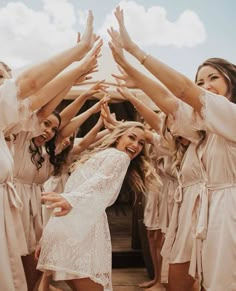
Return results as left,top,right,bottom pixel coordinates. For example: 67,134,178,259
72,121,161,195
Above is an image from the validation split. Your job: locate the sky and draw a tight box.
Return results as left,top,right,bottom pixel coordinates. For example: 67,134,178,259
0,0,235,81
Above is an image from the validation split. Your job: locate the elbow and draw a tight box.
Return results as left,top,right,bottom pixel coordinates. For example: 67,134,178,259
27,77,38,93
18,75,39,98
178,79,194,102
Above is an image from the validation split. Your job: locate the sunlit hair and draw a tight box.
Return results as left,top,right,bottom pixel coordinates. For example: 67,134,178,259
29,111,61,170
153,112,188,177
171,138,189,177
195,58,236,103
73,121,161,195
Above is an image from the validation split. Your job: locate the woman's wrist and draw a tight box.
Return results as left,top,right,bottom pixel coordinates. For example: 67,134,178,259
74,42,89,60
134,99,143,110
129,44,145,62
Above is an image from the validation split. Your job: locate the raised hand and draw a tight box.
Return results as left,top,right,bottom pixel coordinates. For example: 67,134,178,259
114,6,137,53
101,101,121,130
108,27,126,68
85,80,108,95
90,95,111,114
89,38,103,58
112,65,137,88
78,10,98,57
74,39,103,83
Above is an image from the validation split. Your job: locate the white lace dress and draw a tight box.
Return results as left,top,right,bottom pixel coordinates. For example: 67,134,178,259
37,148,130,291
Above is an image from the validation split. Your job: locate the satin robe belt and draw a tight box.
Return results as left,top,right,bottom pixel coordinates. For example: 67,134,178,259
0,181,23,209
160,181,203,283
189,182,236,281
192,182,236,240
14,178,43,217
173,180,203,203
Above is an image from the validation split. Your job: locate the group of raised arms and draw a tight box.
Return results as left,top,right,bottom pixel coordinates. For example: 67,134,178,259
0,6,235,291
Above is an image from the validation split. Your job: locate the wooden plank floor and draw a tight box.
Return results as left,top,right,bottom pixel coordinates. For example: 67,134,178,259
113,268,149,290
107,204,132,252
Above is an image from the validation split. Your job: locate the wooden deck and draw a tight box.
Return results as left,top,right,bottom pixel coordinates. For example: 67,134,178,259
113,268,149,290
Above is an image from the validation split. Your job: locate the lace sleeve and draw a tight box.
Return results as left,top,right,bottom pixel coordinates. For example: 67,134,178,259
169,100,201,143
61,149,130,208
54,149,130,244
194,90,236,142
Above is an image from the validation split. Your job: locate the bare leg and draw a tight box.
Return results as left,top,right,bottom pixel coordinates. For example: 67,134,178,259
167,262,197,291
65,280,77,291
145,230,166,290
139,229,163,288
71,278,103,291
38,273,63,291
22,253,42,291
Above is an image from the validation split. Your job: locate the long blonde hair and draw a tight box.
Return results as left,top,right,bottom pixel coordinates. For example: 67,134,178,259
73,121,161,195
156,113,187,177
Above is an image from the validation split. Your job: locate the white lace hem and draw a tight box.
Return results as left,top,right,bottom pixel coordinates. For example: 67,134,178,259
38,264,111,290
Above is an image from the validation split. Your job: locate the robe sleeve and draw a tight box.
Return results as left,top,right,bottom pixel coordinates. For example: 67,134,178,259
193,90,236,142
4,110,42,138
168,100,201,143
152,133,173,157
0,79,42,137
0,79,21,130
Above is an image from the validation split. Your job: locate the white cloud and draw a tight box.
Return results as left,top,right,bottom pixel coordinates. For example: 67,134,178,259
98,0,207,48
0,0,207,73
0,0,81,69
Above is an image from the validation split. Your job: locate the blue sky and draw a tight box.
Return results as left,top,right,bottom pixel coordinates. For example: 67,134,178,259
0,0,235,80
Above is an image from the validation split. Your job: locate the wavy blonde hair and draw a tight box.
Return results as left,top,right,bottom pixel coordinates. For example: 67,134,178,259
156,113,187,177
72,121,161,195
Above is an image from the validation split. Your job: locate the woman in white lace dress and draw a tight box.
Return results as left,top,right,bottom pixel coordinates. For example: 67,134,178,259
36,121,160,291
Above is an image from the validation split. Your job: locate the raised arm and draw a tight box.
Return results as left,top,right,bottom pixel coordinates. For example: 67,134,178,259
59,80,108,129
72,115,104,155
108,35,178,116
116,86,162,132
16,11,97,100
113,6,203,113
58,98,107,141
29,48,100,113
36,86,71,122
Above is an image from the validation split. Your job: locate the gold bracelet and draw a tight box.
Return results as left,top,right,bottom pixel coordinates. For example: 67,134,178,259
140,53,149,65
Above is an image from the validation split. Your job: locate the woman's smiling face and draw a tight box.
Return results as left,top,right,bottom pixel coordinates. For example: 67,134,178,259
196,65,229,99
115,127,145,160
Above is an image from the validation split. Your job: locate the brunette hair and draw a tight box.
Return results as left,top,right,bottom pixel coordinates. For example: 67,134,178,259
195,58,236,103
29,111,61,170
